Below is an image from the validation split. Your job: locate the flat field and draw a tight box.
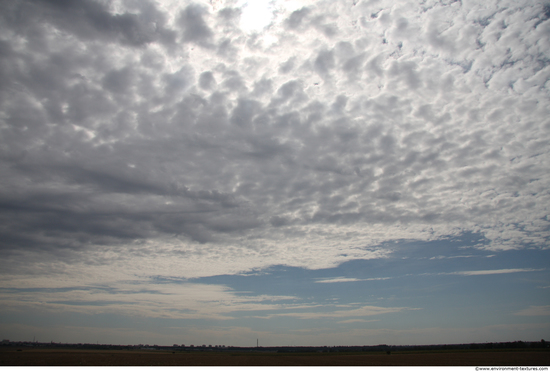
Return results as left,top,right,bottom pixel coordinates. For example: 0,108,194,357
1,348,548,366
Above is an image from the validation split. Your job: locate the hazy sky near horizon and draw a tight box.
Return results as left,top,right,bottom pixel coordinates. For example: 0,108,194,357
0,0,549,347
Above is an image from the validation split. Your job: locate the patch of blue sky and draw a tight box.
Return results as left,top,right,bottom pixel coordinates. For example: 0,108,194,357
1,309,136,330
188,232,549,330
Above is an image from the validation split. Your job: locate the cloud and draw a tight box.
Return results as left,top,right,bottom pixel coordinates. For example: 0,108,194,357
448,268,545,276
270,305,418,320
178,4,213,44
286,7,311,30
315,277,363,283
0,279,305,320
1,0,548,273
6,0,176,47
514,306,550,317
315,277,391,283
429,255,477,260
337,319,379,324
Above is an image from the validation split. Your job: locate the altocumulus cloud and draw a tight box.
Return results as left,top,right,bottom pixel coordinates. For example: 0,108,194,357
0,0,549,346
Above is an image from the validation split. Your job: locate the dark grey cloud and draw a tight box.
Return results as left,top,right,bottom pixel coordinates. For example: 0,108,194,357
103,67,135,94
279,57,296,74
178,4,213,44
218,7,241,21
286,7,311,30
199,71,216,90
252,78,273,97
1,0,176,47
164,66,195,96
314,49,336,76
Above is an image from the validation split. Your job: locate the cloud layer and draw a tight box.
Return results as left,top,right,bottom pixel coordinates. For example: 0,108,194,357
1,0,549,278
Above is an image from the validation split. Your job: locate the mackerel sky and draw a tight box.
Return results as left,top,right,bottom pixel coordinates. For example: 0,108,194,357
0,0,549,347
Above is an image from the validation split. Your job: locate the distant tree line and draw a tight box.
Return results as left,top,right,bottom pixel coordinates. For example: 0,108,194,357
1,339,548,352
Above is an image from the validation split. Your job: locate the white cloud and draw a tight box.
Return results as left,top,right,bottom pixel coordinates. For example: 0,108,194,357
315,277,391,283
337,319,379,324
315,277,363,283
448,268,545,276
0,276,307,320
270,305,418,319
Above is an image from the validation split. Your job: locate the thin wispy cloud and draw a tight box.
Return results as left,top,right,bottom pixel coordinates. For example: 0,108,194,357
337,319,380,324
514,306,550,317
271,305,417,320
429,255,477,260
447,268,545,276
315,277,391,283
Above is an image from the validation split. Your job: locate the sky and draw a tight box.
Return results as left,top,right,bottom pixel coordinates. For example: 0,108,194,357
0,0,549,347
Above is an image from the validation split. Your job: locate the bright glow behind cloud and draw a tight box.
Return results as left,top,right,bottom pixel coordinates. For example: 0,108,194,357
239,0,274,32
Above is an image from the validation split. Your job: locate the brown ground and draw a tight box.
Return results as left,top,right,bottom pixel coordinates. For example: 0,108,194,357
1,348,549,366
